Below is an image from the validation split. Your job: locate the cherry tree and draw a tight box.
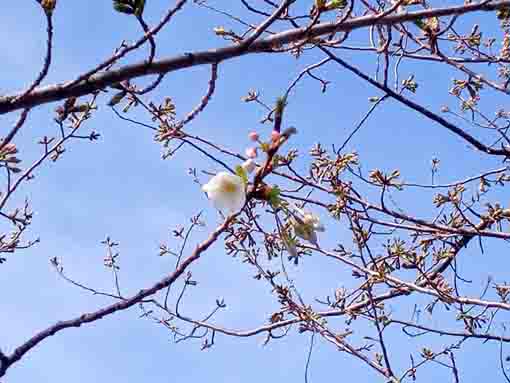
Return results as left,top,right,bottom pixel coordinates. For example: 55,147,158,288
2,0,510,381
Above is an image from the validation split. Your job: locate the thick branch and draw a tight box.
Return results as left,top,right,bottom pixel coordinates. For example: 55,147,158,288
1,1,509,114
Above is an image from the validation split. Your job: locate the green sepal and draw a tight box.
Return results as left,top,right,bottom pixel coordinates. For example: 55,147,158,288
260,142,271,153
268,185,281,208
413,18,425,30
134,0,145,16
113,2,135,14
326,0,347,10
235,165,249,186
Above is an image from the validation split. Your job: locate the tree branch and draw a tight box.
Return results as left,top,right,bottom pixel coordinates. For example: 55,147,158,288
319,47,510,157
0,215,234,377
1,1,509,114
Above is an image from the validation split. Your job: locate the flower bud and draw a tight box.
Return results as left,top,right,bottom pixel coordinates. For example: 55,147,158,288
248,132,259,142
41,0,57,14
2,143,18,155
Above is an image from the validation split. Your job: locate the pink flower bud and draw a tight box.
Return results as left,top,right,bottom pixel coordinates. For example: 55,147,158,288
248,131,259,142
2,143,17,155
245,147,258,159
271,130,281,142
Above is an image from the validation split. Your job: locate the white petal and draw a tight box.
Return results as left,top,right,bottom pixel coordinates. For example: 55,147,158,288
202,172,246,214
241,159,257,174
215,190,246,213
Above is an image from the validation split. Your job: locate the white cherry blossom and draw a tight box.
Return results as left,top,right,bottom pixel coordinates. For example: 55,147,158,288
202,172,246,214
289,204,325,245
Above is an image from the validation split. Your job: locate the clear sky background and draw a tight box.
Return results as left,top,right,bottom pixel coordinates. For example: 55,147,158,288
1,1,510,382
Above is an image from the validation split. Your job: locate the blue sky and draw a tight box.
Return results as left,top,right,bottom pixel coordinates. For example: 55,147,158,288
1,1,510,382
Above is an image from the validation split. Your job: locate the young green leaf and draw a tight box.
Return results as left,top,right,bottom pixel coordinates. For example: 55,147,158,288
234,165,249,186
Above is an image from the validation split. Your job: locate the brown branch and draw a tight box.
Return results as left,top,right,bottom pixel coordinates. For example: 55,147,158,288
401,166,508,189
62,0,188,90
0,109,30,152
238,0,295,50
0,4,53,149
319,47,510,157
16,11,54,101
0,215,234,377
388,319,510,343
136,15,157,64
0,114,296,377
177,63,219,128
2,1,510,114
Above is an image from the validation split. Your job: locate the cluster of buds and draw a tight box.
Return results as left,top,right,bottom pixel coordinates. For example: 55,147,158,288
213,27,242,42
101,237,120,269
113,0,145,16
202,123,297,214
54,97,91,123
242,127,296,174
313,0,347,14
202,94,298,217
201,130,265,214
242,131,259,172
501,33,510,60
40,0,57,15
0,143,21,173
